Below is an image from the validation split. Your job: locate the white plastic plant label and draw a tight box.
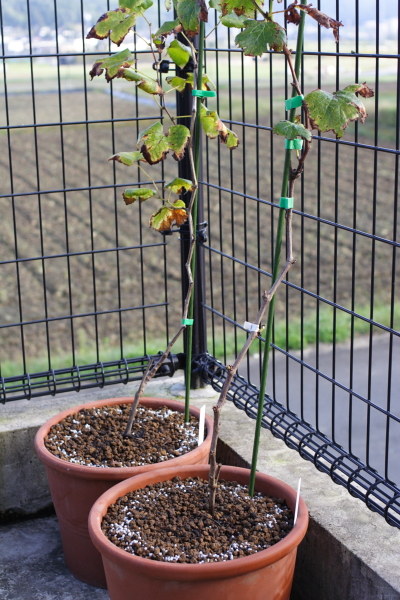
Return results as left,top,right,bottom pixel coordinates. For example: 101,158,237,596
243,321,259,332
294,477,301,525
198,404,206,446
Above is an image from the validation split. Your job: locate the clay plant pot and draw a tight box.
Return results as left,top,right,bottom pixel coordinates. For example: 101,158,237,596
88,464,308,600
34,397,213,589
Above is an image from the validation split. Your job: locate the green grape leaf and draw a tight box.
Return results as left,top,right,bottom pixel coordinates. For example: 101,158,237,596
200,106,239,149
123,188,156,204
304,83,373,138
167,40,191,68
154,19,181,37
177,0,208,38
150,201,188,231
86,8,136,46
117,69,162,94
166,73,216,93
235,20,287,56
273,120,312,141
137,122,170,165
165,178,194,193
221,0,263,18
89,48,136,82
119,0,153,15
168,124,191,161
109,151,145,166
221,12,248,27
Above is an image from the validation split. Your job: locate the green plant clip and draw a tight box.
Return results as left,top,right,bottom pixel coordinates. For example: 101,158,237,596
182,318,194,325
285,95,304,110
279,197,294,209
192,90,217,98
285,138,303,150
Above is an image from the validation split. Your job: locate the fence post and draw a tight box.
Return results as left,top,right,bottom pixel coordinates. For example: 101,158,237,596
175,34,207,389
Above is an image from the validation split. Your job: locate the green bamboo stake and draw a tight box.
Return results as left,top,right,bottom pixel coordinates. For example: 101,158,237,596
248,3,307,496
184,20,206,422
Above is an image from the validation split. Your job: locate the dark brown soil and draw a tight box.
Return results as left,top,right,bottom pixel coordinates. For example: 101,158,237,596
44,404,199,467
102,476,293,563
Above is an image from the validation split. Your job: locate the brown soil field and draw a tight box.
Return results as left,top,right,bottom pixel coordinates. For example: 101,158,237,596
0,87,399,375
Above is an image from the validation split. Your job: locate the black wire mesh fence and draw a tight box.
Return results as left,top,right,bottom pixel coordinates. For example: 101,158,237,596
0,0,399,527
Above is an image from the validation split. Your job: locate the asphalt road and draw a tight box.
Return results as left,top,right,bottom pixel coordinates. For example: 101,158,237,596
240,333,400,486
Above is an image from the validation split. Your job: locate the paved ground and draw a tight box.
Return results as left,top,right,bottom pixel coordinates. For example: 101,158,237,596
0,514,110,600
242,333,400,485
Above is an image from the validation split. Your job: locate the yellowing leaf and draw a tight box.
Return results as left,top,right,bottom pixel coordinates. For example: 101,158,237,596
222,128,240,149
165,178,194,193
123,188,156,204
304,83,373,138
166,73,216,92
168,124,191,161
167,39,191,68
109,151,145,165
177,0,208,38
137,122,170,165
118,69,162,94
199,106,239,149
86,8,136,46
235,19,287,56
165,75,188,92
150,200,187,231
150,201,188,231
273,120,312,141
89,48,136,82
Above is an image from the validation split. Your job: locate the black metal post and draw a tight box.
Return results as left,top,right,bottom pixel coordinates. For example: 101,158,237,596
175,34,207,389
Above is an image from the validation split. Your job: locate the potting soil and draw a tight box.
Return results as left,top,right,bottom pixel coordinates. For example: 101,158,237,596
44,404,199,467
102,476,293,563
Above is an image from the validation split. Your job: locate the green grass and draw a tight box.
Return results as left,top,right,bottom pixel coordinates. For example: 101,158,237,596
1,301,397,378
271,302,400,352
0,336,183,379
211,301,400,360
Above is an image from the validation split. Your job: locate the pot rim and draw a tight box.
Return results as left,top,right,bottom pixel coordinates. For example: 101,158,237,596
88,464,309,581
34,397,213,480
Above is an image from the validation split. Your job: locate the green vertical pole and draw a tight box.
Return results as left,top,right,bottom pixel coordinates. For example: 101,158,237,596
184,20,206,422
248,4,307,496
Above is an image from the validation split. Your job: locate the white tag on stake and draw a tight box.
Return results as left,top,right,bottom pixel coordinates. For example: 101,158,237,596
198,405,206,446
294,477,301,525
243,321,259,333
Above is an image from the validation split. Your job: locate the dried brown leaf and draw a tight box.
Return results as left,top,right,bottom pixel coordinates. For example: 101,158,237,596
197,0,208,22
286,3,301,25
356,82,374,98
302,5,343,42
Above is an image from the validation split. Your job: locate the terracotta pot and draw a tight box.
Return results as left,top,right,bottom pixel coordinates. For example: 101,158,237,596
88,464,308,600
34,397,213,589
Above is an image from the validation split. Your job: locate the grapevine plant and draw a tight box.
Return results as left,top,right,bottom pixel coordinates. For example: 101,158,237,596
87,0,373,514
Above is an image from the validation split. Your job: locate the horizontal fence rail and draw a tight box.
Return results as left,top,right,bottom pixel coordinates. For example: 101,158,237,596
0,354,181,403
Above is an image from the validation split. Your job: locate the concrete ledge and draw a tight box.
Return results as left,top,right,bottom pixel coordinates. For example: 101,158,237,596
1,375,399,599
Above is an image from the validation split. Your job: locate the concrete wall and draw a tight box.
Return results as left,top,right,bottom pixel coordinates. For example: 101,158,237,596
1,374,399,599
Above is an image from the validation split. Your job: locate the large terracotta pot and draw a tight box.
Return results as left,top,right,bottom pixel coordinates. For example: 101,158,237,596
34,397,213,589
88,464,308,600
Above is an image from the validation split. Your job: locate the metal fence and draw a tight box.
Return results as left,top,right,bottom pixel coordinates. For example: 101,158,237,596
0,0,399,527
